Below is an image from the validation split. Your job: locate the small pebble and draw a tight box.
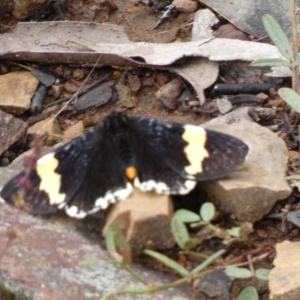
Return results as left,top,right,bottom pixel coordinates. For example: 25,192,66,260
72,68,86,81
173,0,198,13
155,78,182,110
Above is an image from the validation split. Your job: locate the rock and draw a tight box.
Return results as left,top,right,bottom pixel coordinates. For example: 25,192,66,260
63,121,85,141
0,200,197,300
269,241,300,300
64,82,79,94
0,110,28,157
215,24,249,41
141,76,154,87
192,9,219,40
103,189,175,255
194,271,233,300
206,106,277,124
0,71,39,115
216,97,233,114
127,74,141,94
200,122,291,223
115,83,136,108
173,0,198,13
155,78,182,110
75,82,112,111
72,68,86,80
27,117,62,146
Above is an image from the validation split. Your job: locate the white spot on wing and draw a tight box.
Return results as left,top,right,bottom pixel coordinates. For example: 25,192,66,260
36,153,66,205
65,205,87,218
95,183,133,209
182,125,209,175
113,182,133,200
134,178,196,195
178,180,196,194
64,183,134,219
58,202,66,209
0,187,5,203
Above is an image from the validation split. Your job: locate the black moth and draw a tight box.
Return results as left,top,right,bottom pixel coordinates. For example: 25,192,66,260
1,112,249,218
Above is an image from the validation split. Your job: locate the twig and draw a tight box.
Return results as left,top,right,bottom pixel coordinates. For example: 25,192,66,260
224,248,264,265
46,72,112,108
247,254,255,276
222,252,272,269
153,4,177,29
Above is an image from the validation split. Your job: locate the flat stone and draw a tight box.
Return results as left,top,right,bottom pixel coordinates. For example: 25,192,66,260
0,110,28,157
27,117,62,146
103,189,175,255
195,271,233,300
0,71,39,115
116,83,136,108
0,202,197,300
199,0,293,39
155,78,181,110
215,24,249,41
200,122,291,223
269,241,300,300
75,82,112,111
192,9,219,40
63,120,85,141
173,0,198,13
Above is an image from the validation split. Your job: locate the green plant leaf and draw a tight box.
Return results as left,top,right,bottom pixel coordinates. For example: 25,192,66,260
226,227,241,238
286,175,300,180
174,209,201,223
191,249,225,274
144,249,189,277
294,54,300,65
255,268,270,281
171,215,192,250
251,58,290,67
225,267,252,279
105,223,132,264
184,238,200,250
237,286,259,300
263,14,293,60
278,87,300,113
200,202,215,222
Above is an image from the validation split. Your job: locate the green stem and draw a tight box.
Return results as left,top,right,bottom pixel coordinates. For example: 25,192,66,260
99,276,190,300
179,251,209,260
99,270,214,300
123,265,148,286
290,0,300,93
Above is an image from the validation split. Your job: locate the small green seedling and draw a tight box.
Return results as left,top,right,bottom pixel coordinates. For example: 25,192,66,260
252,13,300,113
102,203,269,300
237,286,259,300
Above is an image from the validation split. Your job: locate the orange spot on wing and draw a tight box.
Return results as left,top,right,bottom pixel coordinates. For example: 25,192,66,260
125,166,137,180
